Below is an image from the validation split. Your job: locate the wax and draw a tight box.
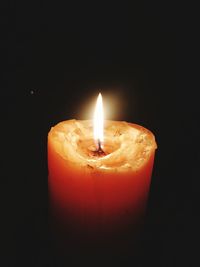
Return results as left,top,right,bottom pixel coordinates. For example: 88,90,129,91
48,120,157,236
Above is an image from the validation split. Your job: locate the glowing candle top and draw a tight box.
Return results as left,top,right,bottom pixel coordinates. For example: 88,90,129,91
48,94,157,172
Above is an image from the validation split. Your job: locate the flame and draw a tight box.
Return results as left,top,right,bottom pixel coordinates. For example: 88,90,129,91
93,93,104,144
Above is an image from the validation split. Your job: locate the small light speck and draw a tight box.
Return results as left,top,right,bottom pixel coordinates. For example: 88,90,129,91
30,90,34,95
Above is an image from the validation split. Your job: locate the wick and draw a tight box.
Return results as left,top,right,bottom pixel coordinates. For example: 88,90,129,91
90,139,106,157
92,139,106,156
97,139,104,153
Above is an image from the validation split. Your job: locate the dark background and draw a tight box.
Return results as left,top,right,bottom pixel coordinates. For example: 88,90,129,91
1,1,199,267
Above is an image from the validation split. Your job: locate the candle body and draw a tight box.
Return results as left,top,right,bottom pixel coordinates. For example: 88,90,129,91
48,120,156,236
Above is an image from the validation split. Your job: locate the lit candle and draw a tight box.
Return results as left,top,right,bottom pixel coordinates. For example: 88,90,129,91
48,94,157,236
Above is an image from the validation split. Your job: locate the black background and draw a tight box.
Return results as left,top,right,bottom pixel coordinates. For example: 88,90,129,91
1,2,199,267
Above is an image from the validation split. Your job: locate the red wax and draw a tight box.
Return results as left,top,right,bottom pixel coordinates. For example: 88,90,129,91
48,120,157,236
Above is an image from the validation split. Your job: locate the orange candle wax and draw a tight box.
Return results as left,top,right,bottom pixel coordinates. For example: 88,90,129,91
48,116,157,235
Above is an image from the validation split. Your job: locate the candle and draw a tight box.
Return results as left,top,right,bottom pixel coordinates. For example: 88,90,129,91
48,94,157,237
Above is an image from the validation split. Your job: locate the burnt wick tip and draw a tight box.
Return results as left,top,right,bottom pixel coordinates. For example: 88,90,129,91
90,139,106,157
97,139,105,154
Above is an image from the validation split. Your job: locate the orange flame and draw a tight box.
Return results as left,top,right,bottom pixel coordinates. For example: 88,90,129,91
93,93,104,144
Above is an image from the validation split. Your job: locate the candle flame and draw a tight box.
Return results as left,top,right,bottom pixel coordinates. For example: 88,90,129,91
93,93,104,145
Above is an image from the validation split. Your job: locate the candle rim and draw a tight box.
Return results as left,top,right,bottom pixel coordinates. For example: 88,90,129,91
48,119,157,173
